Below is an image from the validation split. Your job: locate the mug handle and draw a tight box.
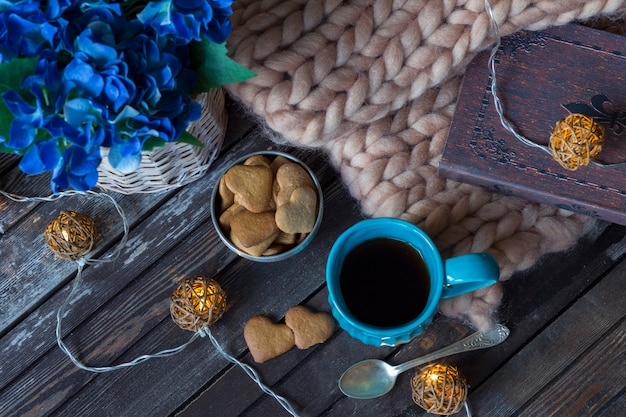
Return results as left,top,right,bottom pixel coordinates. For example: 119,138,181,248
441,253,499,299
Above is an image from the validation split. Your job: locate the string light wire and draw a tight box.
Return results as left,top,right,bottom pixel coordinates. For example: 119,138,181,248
2,187,300,414
199,326,301,417
1,188,200,372
1,189,129,264
483,0,626,169
55,263,201,373
4,0,591,405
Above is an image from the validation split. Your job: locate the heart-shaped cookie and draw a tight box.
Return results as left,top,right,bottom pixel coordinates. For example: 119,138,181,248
218,203,245,233
275,186,318,234
244,316,295,363
230,210,279,248
218,176,235,211
224,164,274,213
244,155,272,168
270,156,291,174
274,162,315,207
285,305,335,350
231,230,279,257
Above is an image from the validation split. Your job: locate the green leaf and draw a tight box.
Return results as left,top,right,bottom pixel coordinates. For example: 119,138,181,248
177,131,205,148
0,57,36,93
142,137,167,152
190,38,256,92
0,108,14,142
0,143,15,153
141,131,205,152
0,57,37,141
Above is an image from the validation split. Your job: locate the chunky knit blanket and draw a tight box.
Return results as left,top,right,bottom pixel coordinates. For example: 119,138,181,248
225,0,626,330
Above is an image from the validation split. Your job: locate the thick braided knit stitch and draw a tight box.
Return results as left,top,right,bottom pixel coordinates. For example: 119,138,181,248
225,0,626,330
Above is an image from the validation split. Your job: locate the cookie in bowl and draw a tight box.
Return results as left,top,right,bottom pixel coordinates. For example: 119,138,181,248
211,151,323,262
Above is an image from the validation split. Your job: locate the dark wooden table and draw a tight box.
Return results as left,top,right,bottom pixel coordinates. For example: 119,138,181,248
0,98,624,417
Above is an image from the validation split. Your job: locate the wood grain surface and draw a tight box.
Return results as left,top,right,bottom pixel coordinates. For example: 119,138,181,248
0,97,624,417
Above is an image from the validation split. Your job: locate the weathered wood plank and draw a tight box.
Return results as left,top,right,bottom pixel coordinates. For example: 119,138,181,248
175,288,352,417
0,166,56,236
223,223,626,417
2,91,625,417
468,257,626,417
0,128,292,380
521,320,625,416
595,389,626,417
0,224,227,417
48,179,358,417
0,132,268,381
0,112,257,333
0,189,176,333
0,134,346,416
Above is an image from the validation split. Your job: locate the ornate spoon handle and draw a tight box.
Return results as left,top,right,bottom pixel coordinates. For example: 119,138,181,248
394,324,510,375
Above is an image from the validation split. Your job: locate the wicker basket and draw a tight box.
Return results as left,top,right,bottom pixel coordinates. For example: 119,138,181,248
96,88,228,194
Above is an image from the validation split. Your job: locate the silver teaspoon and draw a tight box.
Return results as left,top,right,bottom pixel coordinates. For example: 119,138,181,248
338,324,510,399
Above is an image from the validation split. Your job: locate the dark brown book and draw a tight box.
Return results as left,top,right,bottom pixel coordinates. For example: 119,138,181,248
439,24,626,226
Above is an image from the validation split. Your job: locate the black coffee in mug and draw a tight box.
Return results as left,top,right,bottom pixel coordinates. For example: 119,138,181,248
339,237,430,328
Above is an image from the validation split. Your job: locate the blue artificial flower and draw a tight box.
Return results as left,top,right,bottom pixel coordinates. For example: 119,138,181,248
106,140,141,174
154,90,201,138
25,51,68,112
56,2,124,54
19,137,63,175
0,2,60,62
202,0,234,44
64,54,134,113
46,113,85,144
1,90,43,149
121,33,191,112
107,107,144,173
10,98,106,192
76,0,121,16
137,0,234,45
0,0,245,192
101,63,135,112
63,55,105,97
74,25,118,67
63,98,100,131
50,144,102,191
49,115,106,191
43,0,76,19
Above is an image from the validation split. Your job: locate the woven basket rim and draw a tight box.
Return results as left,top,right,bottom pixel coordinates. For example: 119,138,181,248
96,88,228,194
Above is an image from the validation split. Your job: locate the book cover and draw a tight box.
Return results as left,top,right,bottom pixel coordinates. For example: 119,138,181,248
439,24,626,225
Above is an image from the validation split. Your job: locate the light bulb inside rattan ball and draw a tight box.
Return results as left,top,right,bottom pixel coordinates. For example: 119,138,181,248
170,277,227,332
549,113,604,170
411,363,468,415
44,210,98,260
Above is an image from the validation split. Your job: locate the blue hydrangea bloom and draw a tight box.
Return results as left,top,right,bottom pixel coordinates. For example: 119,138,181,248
137,0,234,44
1,90,44,149
19,51,69,114
19,138,63,175
0,0,231,191
0,2,59,62
50,144,102,191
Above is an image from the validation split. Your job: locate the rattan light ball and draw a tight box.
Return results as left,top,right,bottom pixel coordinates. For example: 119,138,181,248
549,113,605,170
411,363,468,415
44,211,98,260
170,277,227,332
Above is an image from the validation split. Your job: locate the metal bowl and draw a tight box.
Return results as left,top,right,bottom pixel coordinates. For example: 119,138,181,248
210,151,324,262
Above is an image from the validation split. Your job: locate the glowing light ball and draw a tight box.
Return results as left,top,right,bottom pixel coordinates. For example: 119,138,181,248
411,363,468,415
170,277,227,332
45,211,98,260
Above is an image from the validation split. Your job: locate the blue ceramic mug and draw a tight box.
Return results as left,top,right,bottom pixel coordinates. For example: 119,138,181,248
326,218,499,346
